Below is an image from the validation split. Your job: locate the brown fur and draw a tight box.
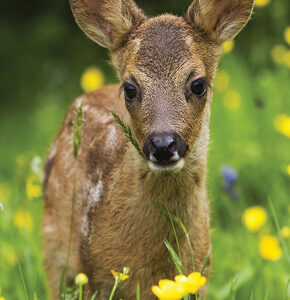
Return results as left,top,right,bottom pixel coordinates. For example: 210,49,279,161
43,0,254,299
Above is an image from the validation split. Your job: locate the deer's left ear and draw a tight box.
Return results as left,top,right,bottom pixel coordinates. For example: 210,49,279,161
185,0,254,43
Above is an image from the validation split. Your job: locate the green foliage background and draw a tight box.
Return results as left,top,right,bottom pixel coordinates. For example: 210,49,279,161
0,0,289,299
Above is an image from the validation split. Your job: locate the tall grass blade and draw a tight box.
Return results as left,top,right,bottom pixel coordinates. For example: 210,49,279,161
33,292,38,300
268,198,290,263
164,203,183,272
164,239,183,274
90,290,99,300
176,217,195,272
59,267,67,300
201,250,211,275
136,282,140,300
17,261,30,300
229,276,238,300
32,271,39,300
282,279,290,300
152,201,185,272
73,102,83,158
110,110,145,158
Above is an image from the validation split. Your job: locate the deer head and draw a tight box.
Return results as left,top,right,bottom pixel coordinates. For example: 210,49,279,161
70,0,254,171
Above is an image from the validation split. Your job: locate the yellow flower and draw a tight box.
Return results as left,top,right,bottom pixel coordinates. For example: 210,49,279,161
80,67,105,93
259,235,282,261
284,26,290,45
242,206,267,233
286,164,290,176
26,173,42,199
0,297,5,300
223,40,234,54
214,70,230,93
223,90,241,111
13,209,33,233
281,226,290,239
75,273,88,286
274,114,290,138
111,270,129,281
0,182,11,203
152,279,186,300
271,45,287,65
255,0,271,7
175,272,207,294
1,245,17,267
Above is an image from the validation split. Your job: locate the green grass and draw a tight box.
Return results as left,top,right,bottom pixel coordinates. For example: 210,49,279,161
0,53,289,299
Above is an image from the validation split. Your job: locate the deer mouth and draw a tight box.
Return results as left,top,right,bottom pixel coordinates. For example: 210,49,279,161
148,157,185,171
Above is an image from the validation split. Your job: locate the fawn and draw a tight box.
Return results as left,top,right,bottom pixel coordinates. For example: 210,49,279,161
43,0,254,298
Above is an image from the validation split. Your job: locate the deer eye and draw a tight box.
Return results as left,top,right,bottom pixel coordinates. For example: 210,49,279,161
124,84,137,100
191,79,207,97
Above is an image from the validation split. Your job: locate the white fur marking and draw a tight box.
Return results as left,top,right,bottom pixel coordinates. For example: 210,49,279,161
81,180,103,237
89,180,103,204
149,159,185,172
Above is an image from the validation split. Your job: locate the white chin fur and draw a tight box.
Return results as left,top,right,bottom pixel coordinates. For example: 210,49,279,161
148,159,185,172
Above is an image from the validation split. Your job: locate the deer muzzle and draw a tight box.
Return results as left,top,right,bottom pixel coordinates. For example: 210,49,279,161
143,132,188,171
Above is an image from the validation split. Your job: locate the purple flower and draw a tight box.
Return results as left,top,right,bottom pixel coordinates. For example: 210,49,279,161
221,165,238,200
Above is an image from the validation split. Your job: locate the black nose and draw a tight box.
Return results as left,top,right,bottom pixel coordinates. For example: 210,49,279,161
143,132,188,163
151,135,177,161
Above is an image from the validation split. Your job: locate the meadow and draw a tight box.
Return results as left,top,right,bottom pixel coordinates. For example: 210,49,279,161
0,0,289,299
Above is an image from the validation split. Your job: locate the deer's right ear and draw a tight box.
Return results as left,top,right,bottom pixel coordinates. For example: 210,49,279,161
70,0,146,50
185,0,254,43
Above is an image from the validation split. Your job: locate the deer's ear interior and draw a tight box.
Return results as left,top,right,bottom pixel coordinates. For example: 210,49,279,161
185,0,254,43
70,0,146,50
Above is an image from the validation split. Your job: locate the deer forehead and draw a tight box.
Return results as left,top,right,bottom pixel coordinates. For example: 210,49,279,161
125,15,208,84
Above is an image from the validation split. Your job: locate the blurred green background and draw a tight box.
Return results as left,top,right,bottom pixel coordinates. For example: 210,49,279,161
0,0,289,299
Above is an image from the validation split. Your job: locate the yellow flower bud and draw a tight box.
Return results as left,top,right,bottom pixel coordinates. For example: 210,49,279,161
75,273,88,286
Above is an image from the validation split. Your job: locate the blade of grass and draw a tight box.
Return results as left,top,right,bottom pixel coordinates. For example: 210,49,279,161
201,250,211,275
17,261,30,300
164,239,183,274
268,198,290,263
90,290,99,300
110,110,145,158
62,103,84,299
32,271,39,300
152,201,184,272
282,279,289,300
164,203,183,273
229,276,238,300
73,102,83,158
1,208,30,300
59,267,67,300
176,217,195,272
136,282,140,300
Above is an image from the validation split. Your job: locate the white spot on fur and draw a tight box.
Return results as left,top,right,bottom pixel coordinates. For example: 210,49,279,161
105,125,118,148
81,180,103,237
89,180,103,204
